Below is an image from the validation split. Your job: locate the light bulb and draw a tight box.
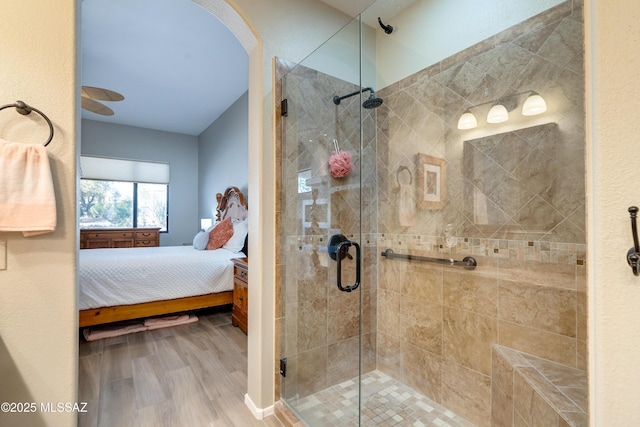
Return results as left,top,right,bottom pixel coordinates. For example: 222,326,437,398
457,111,477,129
522,93,547,116
487,104,508,123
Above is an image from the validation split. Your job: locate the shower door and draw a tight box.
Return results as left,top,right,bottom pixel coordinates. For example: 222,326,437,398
278,14,379,426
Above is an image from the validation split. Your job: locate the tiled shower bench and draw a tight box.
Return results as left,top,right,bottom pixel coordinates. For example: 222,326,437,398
492,345,588,427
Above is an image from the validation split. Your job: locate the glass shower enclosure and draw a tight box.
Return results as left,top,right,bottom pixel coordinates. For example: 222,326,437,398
278,1,587,426
278,14,377,426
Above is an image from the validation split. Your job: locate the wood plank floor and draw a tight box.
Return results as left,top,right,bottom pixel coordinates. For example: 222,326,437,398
78,306,282,427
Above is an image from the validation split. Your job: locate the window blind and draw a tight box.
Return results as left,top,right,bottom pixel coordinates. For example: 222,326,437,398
80,156,170,184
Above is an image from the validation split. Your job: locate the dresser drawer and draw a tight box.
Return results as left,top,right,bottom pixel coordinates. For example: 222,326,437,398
135,230,157,239
234,266,248,283
85,231,133,240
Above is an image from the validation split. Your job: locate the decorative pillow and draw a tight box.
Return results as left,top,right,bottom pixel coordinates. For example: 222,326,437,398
223,218,249,253
193,231,209,250
207,217,234,250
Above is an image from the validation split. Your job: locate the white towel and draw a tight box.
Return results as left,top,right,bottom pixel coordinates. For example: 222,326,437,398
398,184,415,226
0,138,57,236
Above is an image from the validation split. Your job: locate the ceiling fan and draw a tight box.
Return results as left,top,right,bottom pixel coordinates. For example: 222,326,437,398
81,86,124,116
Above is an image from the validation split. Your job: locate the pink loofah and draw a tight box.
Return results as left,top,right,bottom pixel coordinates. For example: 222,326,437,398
329,138,354,179
329,150,354,178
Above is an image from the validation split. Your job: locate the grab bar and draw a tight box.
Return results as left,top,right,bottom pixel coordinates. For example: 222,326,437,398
380,248,477,270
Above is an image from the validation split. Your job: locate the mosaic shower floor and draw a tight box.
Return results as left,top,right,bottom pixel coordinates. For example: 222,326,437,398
291,370,476,426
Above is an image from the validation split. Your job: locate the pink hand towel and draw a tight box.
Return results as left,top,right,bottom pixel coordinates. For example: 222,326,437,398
0,138,57,236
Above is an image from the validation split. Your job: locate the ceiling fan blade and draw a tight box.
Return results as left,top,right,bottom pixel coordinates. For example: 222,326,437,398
81,86,124,102
82,96,115,116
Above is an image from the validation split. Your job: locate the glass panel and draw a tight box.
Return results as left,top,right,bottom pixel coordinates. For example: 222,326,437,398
279,14,369,426
280,1,585,425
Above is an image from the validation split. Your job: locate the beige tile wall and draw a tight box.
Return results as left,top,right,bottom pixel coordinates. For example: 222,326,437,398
375,2,585,426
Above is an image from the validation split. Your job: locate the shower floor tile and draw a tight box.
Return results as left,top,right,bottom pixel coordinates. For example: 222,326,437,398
291,370,476,426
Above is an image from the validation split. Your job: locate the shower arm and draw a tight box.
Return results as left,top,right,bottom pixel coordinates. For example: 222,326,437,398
333,87,373,105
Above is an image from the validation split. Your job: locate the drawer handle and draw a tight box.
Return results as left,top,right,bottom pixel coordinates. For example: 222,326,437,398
140,241,150,244
240,271,247,278
239,296,243,301
141,233,151,236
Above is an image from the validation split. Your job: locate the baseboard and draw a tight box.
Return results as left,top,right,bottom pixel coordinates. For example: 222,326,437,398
244,393,274,420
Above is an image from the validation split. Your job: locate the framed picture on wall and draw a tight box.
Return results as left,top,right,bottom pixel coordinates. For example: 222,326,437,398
417,153,446,210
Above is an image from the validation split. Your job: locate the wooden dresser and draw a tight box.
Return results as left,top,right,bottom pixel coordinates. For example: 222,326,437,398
231,257,248,334
80,227,160,249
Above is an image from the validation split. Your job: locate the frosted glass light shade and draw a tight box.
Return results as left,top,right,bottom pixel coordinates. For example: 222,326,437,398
457,111,477,129
487,104,509,123
522,93,547,116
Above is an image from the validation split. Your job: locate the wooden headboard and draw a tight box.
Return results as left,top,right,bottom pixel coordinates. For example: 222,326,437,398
215,186,247,223
216,186,248,255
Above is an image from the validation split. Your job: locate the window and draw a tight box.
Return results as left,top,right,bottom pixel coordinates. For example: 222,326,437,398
298,169,312,193
79,156,170,231
79,180,168,231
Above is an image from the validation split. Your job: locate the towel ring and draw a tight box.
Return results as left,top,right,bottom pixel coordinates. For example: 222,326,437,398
397,165,412,186
0,100,54,146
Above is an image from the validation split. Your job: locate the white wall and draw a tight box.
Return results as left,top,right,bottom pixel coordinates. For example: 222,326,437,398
299,17,378,90
81,120,199,246
198,91,249,220
374,0,565,87
586,0,640,425
0,1,78,426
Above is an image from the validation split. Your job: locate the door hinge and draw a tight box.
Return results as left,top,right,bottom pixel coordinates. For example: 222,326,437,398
279,358,287,377
281,98,288,117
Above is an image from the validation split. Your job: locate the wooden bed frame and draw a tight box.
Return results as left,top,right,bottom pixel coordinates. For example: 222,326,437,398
79,186,247,328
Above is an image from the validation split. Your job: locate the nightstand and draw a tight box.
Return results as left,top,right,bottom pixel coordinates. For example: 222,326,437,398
231,257,248,334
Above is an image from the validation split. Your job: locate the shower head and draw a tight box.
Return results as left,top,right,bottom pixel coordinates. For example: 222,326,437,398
363,92,383,109
333,87,384,109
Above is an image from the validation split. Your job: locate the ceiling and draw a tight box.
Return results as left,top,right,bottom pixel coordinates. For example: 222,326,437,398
81,0,248,136
81,0,416,136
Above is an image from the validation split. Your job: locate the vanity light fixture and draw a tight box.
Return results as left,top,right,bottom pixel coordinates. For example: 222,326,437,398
522,92,547,116
457,110,478,129
457,90,547,130
486,103,509,123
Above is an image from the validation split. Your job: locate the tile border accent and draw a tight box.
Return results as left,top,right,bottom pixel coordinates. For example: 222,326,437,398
287,233,586,266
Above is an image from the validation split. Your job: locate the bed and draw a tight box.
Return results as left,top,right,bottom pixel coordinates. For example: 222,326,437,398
78,186,248,327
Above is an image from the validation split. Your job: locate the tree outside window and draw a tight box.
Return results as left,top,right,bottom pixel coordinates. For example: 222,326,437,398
80,179,167,231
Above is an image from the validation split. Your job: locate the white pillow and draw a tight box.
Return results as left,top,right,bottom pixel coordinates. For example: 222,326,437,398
223,218,248,253
193,230,209,250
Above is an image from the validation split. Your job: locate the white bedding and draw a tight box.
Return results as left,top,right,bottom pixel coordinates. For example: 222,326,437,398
79,246,244,310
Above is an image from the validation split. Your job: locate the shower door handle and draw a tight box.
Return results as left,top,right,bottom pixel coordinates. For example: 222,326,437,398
335,240,361,292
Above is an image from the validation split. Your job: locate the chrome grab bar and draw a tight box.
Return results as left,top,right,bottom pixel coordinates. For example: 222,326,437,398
380,248,477,270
